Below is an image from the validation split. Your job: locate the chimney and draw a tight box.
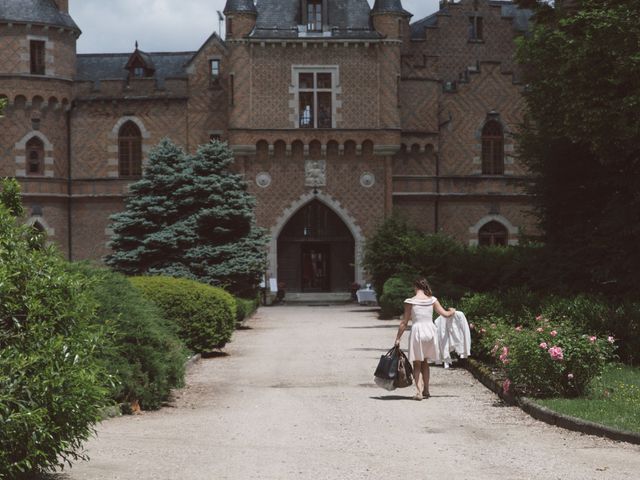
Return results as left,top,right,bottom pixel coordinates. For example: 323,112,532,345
55,0,69,13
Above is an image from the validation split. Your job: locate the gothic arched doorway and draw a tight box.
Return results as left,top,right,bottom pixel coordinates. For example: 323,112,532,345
277,200,355,293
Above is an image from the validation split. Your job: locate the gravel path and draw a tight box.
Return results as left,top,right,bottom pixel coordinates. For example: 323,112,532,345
55,305,640,480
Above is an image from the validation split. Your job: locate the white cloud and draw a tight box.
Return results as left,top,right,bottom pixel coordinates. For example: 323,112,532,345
72,0,441,53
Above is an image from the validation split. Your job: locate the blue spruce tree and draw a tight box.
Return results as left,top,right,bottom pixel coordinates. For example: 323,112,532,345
106,139,267,296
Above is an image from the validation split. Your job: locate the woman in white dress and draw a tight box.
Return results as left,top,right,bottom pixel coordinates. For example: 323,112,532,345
394,278,456,400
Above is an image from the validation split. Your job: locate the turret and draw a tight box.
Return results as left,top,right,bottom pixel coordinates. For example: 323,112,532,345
223,0,257,39
370,0,412,40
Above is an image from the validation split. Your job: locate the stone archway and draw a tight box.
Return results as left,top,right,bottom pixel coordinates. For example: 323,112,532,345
269,192,365,292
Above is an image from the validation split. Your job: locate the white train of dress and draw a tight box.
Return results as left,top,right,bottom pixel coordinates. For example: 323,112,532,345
405,296,441,363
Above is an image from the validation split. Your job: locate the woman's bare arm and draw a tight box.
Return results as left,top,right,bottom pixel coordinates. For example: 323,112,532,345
394,303,412,346
434,300,455,318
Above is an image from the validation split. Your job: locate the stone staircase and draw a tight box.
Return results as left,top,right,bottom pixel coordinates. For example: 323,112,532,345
281,292,353,305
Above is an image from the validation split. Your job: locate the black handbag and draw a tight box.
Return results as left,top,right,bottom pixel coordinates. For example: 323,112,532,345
374,346,414,390
374,346,401,380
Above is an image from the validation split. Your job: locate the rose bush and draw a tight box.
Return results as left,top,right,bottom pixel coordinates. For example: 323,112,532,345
474,317,616,397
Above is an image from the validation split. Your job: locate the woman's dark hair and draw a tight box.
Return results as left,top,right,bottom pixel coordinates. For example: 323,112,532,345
414,278,433,296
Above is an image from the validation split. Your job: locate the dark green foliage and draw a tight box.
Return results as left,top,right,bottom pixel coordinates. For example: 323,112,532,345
516,0,640,293
0,179,109,477
363,216,546,299
106,139,268,297
460,290,639,366
69,264,187,410
378,276,414,319
131,276,237,353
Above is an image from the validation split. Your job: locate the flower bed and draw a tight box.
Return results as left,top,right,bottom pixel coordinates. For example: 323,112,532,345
472,316,616,397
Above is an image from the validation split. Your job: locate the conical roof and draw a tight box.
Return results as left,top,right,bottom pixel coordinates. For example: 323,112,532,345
223,0,257,15
0,0,80,33
371,0,411,16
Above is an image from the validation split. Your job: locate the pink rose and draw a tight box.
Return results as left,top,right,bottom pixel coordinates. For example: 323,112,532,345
607,336,615,343
469,323,475,330
536,315,543,321
589,336,597,343
539,342,548,350
536,327,544,333
499,347,509,364
567,373,574,380
550,330,558,337
515,325,523,332
548,346,564,361
503,379,511,394
481,328,487,334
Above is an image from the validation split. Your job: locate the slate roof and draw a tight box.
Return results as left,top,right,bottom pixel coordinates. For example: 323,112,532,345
252,0,380,40
371,0,411,17
410,1,532,39
0,0,80,33
76,52,195,83
223,0,257,14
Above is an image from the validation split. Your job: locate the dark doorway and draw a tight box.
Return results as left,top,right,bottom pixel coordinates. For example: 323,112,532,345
301,243,330,292
278,200,355,293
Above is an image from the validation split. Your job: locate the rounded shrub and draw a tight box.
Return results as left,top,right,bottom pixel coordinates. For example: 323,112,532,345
379,275,414,319
131,276,236,353
70,264,188,410
0,180,109,477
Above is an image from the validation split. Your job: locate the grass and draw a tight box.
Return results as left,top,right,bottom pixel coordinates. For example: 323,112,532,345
535,363,640,433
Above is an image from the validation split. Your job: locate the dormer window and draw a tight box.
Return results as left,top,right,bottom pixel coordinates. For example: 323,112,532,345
307,0,323,31
125,46,156,80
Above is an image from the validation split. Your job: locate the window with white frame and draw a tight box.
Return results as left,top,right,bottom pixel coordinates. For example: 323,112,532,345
296,68,336,129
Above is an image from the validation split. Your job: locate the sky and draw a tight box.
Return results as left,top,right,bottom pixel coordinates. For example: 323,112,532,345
71,0,441,54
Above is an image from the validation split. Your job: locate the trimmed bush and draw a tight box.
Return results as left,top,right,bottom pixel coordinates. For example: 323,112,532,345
131,276,236,353
70,264,187,410
379,276,414,319
235,296,259,323
1,180,108,477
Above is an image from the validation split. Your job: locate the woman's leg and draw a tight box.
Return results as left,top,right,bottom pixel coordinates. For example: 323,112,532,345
422,362,431,396
413,361,423,395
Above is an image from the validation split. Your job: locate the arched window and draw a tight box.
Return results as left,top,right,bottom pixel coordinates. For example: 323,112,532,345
344,140,356,159
118,121,142,177
309,140,322,159
274,140,287,158
479,221,508,247
256,140,269,162
481,120,504,175
26,137,44,176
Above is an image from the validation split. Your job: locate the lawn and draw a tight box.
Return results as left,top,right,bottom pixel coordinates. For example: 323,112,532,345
535,364,640,434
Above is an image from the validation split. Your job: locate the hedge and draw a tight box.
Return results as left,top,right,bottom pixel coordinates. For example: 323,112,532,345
1,179,108,477
131,276,236,353
70,264,187,410
235,296,259,324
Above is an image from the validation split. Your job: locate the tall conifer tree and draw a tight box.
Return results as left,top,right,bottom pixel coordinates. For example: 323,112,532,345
106,140,267,296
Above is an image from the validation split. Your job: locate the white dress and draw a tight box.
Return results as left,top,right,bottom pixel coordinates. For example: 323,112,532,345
405,296,441,363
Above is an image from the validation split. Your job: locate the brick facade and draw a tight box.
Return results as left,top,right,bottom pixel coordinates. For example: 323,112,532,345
0,0,536,291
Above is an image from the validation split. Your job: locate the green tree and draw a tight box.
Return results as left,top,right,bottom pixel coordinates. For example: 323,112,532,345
0,179,109,477
516,0,640,292
106,140,267,296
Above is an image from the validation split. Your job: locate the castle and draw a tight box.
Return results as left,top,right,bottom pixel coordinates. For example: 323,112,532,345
0,0,534,293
